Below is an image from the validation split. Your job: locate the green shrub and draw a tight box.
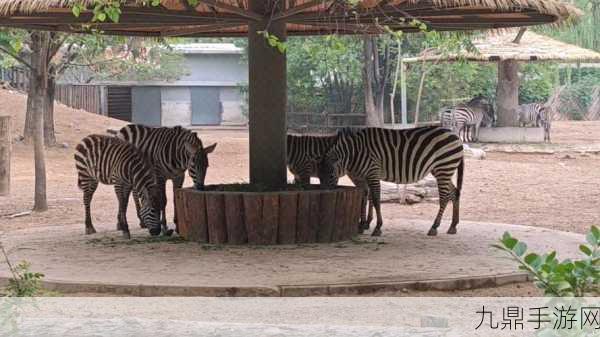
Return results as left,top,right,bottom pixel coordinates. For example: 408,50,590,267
3,261,45,297
493,226,599,297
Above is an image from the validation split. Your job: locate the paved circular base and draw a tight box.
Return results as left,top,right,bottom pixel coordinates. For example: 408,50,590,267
0,219,584,296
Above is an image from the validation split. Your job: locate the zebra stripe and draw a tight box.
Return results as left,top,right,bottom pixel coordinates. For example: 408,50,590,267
286,134,337,185
319,127,464,237
117,124,217,232
440,96,494,142
74,134,162,238
287,133,375,228
518,103,551,142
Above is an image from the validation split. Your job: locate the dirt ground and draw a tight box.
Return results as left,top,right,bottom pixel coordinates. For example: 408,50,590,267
0,88,597,296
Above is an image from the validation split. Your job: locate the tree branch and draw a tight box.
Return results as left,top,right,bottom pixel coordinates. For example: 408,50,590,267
0,45,34,71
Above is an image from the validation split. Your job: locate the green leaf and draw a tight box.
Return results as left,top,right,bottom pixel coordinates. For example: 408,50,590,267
525,253,540,265
513,242,527,257
502,237,518,250
553,281,573,291
587,232,598,247
72,5,82,17
592,226,600,241
580,245,592,256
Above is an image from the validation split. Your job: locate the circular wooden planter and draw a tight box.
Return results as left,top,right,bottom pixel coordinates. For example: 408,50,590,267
174,186,362,245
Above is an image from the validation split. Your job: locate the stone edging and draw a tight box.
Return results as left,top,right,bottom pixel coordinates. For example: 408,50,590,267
0,273,531,297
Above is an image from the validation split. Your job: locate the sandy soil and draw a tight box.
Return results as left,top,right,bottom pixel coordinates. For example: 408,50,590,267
0,88,597,296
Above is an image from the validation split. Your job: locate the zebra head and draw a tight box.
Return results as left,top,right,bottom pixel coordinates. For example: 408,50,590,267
469,96,495,127
138,185,162,236
185,135,217,190
319,129,352,189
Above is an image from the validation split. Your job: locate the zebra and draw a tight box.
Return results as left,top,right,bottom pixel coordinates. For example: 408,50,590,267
74,134,163,239
117,124,217,233
319,127,464,237
287,133,374,229
440,96,494,142
518,103,551,142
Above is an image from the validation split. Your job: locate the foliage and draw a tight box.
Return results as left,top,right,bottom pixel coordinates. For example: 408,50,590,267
287,36,364,114
519,63,559,104
538,0,600,52
4,262,45,297
493,226,599,297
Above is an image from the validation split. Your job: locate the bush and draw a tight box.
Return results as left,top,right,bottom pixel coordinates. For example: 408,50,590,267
493,226,599,297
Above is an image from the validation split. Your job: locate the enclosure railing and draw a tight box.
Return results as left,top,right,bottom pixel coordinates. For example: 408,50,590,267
288,112,367,133
55,84,105,115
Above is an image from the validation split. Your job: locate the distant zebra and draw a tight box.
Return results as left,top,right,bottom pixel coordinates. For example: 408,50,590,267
440,96,494,142
518,103,551,142
117,125,217,233
287,133,374,229
74,135,162,239
319,127,464,237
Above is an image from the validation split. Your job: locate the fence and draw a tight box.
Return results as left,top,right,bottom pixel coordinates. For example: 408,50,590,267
288,112,366,133
0,67,29,91
55,84,105,115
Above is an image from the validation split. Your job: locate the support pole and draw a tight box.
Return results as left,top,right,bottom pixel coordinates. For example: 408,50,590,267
496,60,520,127
248,0,287,188
400,60,408,125
0,115,10,196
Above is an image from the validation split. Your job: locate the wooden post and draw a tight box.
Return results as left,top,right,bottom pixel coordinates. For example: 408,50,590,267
496,60,520,127
248,0,287,188
0,116,10,196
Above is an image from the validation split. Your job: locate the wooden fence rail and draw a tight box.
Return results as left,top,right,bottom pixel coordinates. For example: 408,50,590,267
55,84,105,115
288,112,366,132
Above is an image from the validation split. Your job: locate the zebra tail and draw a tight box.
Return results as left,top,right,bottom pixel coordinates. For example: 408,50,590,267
456,158,464,198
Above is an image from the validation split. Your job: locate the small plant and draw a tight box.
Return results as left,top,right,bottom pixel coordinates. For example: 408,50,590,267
493,226,599,297
1,242,45,297
4,261,45,297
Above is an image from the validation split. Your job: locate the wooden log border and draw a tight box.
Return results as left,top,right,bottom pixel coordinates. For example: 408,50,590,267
175,186,361,245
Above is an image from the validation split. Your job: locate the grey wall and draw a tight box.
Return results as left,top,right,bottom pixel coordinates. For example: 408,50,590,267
161,87,191,127
132,87,161,126
181,54,247,84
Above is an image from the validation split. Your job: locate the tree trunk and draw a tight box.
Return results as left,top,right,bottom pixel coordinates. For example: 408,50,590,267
496,60,520,127
0,116,10,196
362,36,382,127
44,75,56,146
23,87,33,143
30,32,49,212
247,0,287,188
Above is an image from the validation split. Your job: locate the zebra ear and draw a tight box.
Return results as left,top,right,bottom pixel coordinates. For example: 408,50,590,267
204,143,217,154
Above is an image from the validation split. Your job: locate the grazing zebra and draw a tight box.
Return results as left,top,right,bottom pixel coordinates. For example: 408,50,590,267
74,135,162,239
518,103,551,142
117,125,217,233
319,127,464,237
440,96,494,142
287,133,374,229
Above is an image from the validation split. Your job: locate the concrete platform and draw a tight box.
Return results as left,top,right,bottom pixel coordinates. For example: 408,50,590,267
0,219,584,296
479,127,544,143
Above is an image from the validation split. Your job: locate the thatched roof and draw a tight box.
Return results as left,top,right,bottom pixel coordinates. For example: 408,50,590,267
404,29,600,63
0,0,582,37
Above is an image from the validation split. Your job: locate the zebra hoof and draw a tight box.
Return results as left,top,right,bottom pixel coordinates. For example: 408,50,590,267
163,229,174,237
447,227,457,235
427,228,438,236
371,229,382,237
122,231,131,240
85,227,96,235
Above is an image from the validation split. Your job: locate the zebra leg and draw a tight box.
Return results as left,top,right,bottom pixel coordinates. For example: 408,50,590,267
368,180,384,237
349,176,371,232
81,179,98,235
172,174,185,234
427,175,454,236
154,176,170,235
114,184,132,239
132,190,146,228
